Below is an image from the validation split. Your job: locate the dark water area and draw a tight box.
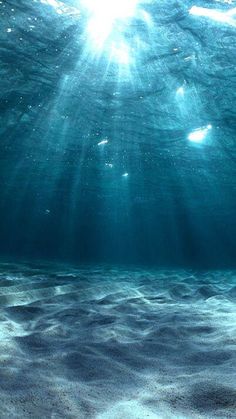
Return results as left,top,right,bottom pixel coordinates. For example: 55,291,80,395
0,1,236,418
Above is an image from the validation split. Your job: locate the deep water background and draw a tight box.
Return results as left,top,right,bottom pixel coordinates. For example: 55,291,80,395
0,0,236,268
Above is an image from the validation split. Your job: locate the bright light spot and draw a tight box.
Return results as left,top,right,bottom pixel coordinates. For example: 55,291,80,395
105,163,113,168
184,55,195,61
41,0,61,7
98,139,108,146
189,6,236,26
141,10,152,25
111,43,130,64
40,0,80,16
122,172,129,177
6,28,12,33
83,0,139,57
188,125,212,143
176,86,185,96
86,13,113,49
84,0,138,21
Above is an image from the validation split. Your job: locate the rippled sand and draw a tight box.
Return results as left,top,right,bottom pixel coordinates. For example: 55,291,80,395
0,263,236,418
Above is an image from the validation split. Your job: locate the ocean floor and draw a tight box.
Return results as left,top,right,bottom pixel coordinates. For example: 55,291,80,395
0,262,236,418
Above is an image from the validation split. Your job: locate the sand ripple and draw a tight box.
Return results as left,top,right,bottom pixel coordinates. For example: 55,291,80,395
0,263,236,418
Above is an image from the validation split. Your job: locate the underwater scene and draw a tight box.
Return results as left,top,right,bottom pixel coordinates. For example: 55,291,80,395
0,0,236,417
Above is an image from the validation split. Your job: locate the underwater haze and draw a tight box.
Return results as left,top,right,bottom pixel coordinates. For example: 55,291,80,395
0,0,236,418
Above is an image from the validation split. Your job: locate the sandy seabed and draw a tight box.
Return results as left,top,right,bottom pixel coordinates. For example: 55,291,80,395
0,263,236,418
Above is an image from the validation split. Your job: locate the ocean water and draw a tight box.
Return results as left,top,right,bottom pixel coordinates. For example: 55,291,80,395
0,0,236,417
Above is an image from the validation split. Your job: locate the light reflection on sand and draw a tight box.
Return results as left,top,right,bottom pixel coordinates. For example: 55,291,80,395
0,263,236,418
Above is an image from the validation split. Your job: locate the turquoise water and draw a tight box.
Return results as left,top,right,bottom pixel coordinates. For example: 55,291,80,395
0,0,236,417
0,0,236,267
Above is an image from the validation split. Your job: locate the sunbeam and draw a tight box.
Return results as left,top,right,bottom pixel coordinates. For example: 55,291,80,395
83,0,139,48
0,0,236,416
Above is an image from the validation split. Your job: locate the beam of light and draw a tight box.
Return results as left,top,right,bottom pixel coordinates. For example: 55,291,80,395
110,42,130,65
84,0,138,17
40,0,80,16
188,124,212,144
85,0,139,26
189,6,236,26
85,0,139,48
82,0,141,64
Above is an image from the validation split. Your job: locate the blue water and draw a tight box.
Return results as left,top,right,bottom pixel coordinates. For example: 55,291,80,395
0,0,236,417
0,0,236,267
